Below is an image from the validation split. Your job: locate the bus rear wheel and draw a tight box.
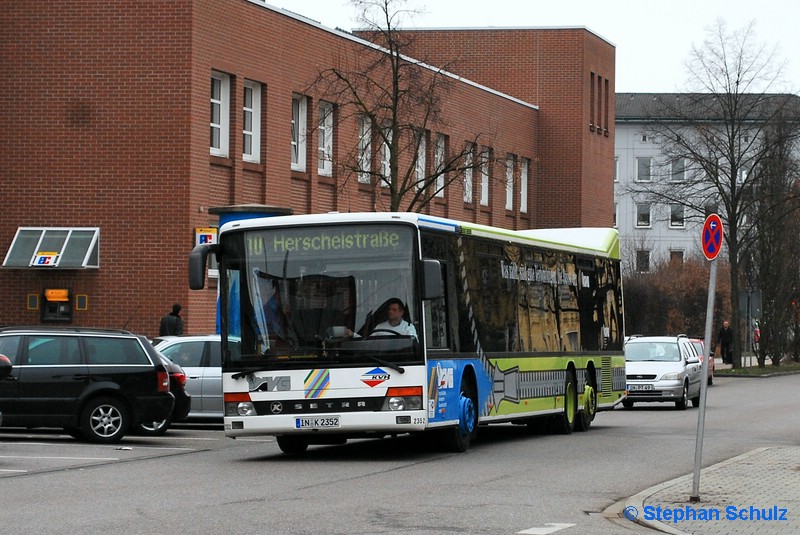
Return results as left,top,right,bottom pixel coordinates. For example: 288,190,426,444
552,370,577,434
575,377,596,432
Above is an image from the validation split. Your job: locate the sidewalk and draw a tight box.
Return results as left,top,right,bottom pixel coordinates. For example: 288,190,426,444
615,446,800,534
602,356,800,533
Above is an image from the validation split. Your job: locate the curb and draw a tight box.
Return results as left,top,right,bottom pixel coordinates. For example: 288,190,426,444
602,448,772,535
714,369,800,378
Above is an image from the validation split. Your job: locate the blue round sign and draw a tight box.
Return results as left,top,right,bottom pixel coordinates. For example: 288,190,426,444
702,214,724,261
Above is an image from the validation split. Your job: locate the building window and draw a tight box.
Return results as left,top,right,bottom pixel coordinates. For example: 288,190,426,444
613,203,618,227
596,74,603,133
636,250,651,273
415,130,427,191
589,72,595,131
671,158,685,181
243,81,261,163
505,156,515,210
479,150,490,206
463,144,473,203
737,164,751,184
604,77,610,134
636,157,652,182
380,125,392,187
434,133,446,197
357,115,372,184
210,72,230,157
291,94,307,172
670,250,685,263
614,156,619,182
636,203,651,227
670,204,685,227
520,158,529,213
318,101,333,176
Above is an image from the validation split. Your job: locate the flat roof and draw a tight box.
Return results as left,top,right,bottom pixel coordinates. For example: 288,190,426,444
254,1,539,110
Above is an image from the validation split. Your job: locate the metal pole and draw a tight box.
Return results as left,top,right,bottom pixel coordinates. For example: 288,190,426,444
691,259,717,501
746,291,752,367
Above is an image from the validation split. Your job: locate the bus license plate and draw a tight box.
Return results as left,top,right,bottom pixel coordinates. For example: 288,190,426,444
628,384,653,391
295,416,340,429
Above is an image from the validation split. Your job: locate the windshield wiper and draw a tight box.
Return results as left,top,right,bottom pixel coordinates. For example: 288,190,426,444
363,354,404,374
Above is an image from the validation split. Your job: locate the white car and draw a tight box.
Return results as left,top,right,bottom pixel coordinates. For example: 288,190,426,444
623,335,702,410
152,335,235,420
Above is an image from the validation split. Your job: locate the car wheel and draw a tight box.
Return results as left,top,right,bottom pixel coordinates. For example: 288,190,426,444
622,399,634,409
691,395,700,408
675,382,689,410
276,436,309,454
708,373,713,386
136,415,173,436
81,396,129,443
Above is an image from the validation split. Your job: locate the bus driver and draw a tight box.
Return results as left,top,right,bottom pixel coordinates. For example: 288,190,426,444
371,298,417,338
346,298,417,338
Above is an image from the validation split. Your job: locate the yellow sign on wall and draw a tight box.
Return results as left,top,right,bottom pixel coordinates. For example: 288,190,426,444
195,227,217,247
44,288,69,302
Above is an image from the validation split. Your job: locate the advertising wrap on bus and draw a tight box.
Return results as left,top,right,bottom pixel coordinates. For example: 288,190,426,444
189,212,626,454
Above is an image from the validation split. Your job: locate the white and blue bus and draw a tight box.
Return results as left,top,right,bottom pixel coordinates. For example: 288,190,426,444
189,212,626,453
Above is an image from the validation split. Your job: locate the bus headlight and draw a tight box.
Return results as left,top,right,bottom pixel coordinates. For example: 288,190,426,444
381,386,423,411
224,393,257,416
225,401,256,416
387,397,406,411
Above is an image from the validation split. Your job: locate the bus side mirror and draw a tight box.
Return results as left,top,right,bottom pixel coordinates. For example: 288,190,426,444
421,259,443,300
189,244,218,290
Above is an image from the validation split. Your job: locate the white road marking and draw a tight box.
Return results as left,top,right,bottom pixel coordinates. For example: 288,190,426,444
0,455,119,461
517,523,576,535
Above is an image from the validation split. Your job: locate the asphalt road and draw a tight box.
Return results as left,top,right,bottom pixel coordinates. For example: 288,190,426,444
0,373,797,535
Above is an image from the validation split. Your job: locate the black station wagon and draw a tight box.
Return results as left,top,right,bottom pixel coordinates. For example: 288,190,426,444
0,327,174,443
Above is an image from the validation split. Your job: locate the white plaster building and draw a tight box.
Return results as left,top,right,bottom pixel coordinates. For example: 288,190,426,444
615,94,705,272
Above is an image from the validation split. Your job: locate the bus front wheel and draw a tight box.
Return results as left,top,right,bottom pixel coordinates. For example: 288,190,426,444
441,376,478,452
277,436,309,454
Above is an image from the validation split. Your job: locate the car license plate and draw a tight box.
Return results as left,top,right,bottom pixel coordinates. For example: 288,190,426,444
628,384,653,391
295,416,340,429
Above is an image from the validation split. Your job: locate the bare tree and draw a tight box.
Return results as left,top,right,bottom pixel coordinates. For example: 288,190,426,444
745,116,800,366
307,0,495,212
625,20,800,367
623,256,731,338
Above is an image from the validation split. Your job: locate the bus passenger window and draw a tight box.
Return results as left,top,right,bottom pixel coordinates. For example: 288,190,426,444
424,263,449,349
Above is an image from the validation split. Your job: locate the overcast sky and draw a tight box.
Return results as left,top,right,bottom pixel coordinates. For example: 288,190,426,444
266,0,799,94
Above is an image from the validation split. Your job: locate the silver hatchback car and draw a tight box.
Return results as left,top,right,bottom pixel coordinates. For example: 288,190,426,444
152,335,238,420
623,335,702,410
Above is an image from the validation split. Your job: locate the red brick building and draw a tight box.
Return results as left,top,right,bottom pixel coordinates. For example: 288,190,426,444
389,28,616,228
0,1,615,336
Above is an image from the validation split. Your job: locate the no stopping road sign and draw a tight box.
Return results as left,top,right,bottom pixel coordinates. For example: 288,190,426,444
702,213,724,261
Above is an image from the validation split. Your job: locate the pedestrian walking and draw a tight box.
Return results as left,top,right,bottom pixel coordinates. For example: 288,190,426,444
718,319,733,365
159,303,184,336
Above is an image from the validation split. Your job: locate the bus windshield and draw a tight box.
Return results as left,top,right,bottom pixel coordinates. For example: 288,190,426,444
219,223,422,371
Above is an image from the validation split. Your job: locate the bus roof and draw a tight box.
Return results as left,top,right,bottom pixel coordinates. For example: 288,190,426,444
219,212,620,259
